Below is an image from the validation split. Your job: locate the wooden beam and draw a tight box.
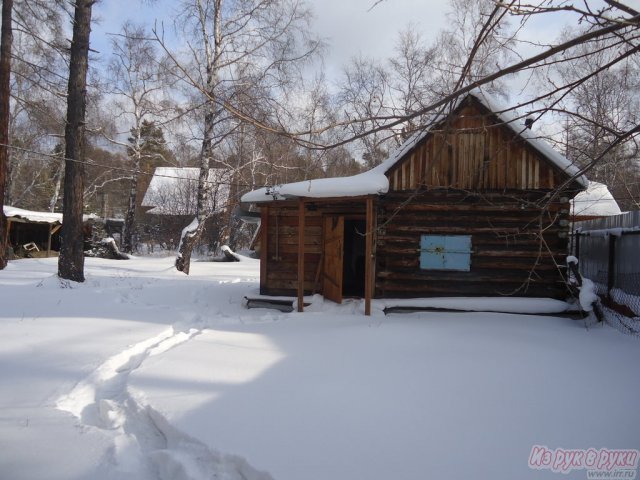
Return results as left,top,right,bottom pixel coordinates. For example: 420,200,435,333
5,217,12,251
47,224,52,257
365,197,374,316
297,199,305,312
260,207,269,294
256,194,376,208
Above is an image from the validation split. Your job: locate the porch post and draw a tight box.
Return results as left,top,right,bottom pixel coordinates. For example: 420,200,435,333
47,224,52,257
4,218,11,255
365,196,374,316
297,198,305,312
259,207,269,294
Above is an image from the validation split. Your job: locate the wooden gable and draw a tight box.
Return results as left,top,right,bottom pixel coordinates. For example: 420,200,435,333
387,97,570,192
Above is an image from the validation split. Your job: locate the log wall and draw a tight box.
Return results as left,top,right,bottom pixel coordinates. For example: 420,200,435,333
260,200,367,296
376,190,572,299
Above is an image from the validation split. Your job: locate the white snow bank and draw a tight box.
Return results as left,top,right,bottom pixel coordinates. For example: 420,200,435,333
577,226,639,237
571,181,621,217
132,311,640,480
373,296,572,314
579,278,599,312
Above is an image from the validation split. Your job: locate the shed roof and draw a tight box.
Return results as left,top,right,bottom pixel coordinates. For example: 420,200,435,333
242,90,588,203
4,206,97,224
570,181,621,218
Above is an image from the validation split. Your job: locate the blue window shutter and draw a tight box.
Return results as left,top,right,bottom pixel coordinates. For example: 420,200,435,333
420,235,471,271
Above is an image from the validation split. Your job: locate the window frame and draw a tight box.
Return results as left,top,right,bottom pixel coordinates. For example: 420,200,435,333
419,234,472,272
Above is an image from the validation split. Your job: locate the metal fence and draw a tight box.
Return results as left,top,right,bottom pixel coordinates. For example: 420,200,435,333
571,211,640,335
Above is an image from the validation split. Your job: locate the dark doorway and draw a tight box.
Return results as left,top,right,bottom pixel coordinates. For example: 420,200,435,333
342,219,366,297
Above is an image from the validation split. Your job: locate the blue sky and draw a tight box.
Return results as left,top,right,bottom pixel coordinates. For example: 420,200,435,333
91,0,450,75
90,0,599,87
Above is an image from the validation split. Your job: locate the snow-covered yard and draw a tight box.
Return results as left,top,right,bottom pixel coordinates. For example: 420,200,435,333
1,256,639,480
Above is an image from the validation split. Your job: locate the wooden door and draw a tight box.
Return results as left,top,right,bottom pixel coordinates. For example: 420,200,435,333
323,216,344,304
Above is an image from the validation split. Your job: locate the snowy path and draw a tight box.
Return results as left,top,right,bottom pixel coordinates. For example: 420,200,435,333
56,324,272,480
0,256,271,480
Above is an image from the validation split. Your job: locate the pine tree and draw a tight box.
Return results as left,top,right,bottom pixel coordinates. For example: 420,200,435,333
58,0,93,282
0,0,13,269
123,120,173,253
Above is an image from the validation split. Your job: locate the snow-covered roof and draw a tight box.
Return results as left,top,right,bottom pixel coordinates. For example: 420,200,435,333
3,206,97,224
241,171,389,203
570,181,621,218
241,90,588,203
142,167,230,215
4,206,63,224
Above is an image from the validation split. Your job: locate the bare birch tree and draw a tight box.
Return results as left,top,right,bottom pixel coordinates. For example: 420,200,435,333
538,31,640,209
161,0,320,274
388,27,437,139
338,56,391,168
324,1,638,181
107,22,176,253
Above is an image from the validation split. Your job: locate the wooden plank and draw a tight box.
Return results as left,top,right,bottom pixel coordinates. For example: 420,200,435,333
365,197,374,316
297,199,304,312
46,224,52,257
322,215,344,304
376,98,580,194
408,154,415,189
260,207,269,294
417,143,424,186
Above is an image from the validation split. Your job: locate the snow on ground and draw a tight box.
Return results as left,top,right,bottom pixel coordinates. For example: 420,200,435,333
1,256,639,480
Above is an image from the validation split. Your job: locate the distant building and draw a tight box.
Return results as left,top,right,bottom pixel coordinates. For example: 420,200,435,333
140,167,231,251
570,181,622,221
3,206,96,257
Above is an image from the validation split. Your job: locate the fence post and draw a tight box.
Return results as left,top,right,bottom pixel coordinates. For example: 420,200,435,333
607,234,616,299
574,230,580,259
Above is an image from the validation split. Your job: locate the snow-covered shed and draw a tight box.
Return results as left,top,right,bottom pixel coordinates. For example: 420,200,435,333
3,206,96,257
570,181,621,220
241,91,587,314
139,167,232,249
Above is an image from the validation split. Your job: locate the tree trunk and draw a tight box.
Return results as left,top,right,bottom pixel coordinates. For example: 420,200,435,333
122,172,138,253
48,159,64,212
175,0,221,274
175,126,212,273
0,0,13,269
58,0,93,282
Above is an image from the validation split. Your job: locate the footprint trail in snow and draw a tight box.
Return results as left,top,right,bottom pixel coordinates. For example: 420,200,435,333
57,325,273,480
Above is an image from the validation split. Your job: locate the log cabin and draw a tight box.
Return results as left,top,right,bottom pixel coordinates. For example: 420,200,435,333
241,91,588,315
